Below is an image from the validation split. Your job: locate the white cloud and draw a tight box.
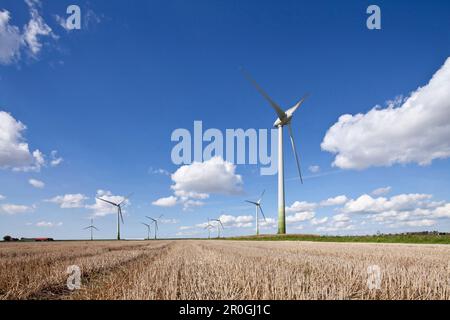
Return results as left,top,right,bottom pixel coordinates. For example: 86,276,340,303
308,165,320,173
160,218,179,224
286,201,317,213
321,58,450,169
332,213,350,222
152,196,177,207
50,150,63,167
0,203,34,215
23,0,54,56
168,157,242,210
148,167,170,176
0,194,5,200
286,211,315,223
371,186,392,196
36,221,62,227
259,217,277,228
171,157,243,196
0,111,45,171
179,226,194,230
87,190,129,217
28,178,45,188
320,195,348,206
0,10,22,64
218,214,253,228
343,194,432,214
46,193,87,208
0,0,54,65
311,217,328,225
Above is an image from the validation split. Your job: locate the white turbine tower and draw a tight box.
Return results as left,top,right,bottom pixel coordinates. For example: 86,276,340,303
243,70,307,234
97,193,132,240
245,190,266,236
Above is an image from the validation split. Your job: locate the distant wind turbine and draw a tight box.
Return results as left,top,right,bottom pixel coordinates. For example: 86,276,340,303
146,214,163,239
211,218,224,238
245,190,266,236
204,218,215,239
83,218,99,241
242,69,308,234
141,222,151,240
97,193,132,240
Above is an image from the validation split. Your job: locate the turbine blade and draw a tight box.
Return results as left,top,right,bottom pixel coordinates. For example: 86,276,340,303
259,205,267,222
118,192,133,206
286,94,309,116
93,226,99,231
258,189,265,203
97,197,118,206
119,206,124,224
146,216,156,222
241,68,286,120
245,200,259,205
288,123,304,184
158,214,164,220
83,226,91,230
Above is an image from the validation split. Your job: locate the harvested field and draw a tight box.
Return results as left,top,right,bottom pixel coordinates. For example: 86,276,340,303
1,240,449,300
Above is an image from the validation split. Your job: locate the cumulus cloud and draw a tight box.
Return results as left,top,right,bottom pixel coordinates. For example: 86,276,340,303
286,201,317,213
46,193,87,208
162,157,242,210
286,211,315,223
321,58,450,169
320,195,348,206
0,111,60,172
28,178,44,188
152,196,177,207
218,214,253,228
343,194,433,214
310,217,328,225
0,203,34,214
371,186,392,196
171,157,243,196
0,0,55,65
36,221,62,227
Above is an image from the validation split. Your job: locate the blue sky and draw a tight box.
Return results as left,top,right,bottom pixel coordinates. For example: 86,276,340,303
1,0,450,239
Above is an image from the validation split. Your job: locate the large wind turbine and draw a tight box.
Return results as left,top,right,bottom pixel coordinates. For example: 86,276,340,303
245,190,266,236
97,193,132,240
141,222,151,240
243,70,307,234
83,218,99,241
146,215,163,239
211,218,224,238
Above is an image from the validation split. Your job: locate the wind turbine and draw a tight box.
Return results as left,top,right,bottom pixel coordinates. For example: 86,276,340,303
83,218,99,241
204,218,215,239
141,222,151,240
97,193,132,240
242,69,307,234
245,190,267,236
211,218,224,238
146,214,163,239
